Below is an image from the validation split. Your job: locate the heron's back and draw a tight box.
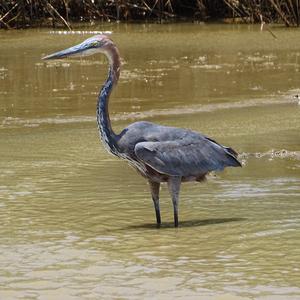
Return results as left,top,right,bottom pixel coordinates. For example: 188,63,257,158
116,121,241,179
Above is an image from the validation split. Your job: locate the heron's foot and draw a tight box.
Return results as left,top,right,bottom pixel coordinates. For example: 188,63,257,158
174,213,179,227
153,199,161,227
156,215,161,225
155,210,161,228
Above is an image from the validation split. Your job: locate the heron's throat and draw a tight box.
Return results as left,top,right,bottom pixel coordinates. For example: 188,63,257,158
97,43,121,156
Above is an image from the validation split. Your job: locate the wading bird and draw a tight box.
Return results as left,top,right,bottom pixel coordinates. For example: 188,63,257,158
43,35,241,227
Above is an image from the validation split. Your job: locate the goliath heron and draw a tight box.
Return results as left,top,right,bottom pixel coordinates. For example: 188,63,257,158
43,35,241,227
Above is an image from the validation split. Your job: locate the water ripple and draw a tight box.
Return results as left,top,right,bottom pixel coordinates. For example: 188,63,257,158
0,96,295,129
240,149,300,161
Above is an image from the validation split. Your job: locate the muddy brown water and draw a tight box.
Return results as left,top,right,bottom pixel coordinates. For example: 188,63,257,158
0,24,300,299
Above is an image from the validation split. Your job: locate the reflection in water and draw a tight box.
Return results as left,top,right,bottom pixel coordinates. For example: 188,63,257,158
0,24,300,299
124,217,246,230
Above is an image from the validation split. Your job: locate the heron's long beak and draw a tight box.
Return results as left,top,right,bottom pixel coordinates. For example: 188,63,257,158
42,43,84,60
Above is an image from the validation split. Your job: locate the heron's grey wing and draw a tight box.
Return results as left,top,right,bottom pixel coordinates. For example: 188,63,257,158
134,138,241,177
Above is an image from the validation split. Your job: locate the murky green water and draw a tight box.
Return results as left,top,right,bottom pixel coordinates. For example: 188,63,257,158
1,24,300,299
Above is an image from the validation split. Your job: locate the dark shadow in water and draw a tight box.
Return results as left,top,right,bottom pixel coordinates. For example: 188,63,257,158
124,217,246,230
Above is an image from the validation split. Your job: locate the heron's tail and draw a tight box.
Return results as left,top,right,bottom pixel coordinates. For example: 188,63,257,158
224,147,242,167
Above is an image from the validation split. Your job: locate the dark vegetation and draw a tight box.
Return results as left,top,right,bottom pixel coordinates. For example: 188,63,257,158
0,0,299,29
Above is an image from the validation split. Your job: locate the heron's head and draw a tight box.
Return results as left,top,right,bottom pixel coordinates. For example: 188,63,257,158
42,35,113,60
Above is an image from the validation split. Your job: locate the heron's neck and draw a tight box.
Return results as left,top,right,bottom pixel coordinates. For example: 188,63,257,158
97,44,120,155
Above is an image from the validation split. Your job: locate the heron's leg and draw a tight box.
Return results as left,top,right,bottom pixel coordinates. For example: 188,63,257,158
149,180,161,226
167,176,181,227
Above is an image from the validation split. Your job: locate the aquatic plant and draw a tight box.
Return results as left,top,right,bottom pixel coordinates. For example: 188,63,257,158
0,0,299,29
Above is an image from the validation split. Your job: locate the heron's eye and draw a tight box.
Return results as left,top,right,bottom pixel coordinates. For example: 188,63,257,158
91,41,100,48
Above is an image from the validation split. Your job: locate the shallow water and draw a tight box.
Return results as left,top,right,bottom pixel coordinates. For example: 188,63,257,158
0,23,300,299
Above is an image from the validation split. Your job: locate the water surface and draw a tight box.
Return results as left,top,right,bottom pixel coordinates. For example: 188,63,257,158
0,24,300,299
